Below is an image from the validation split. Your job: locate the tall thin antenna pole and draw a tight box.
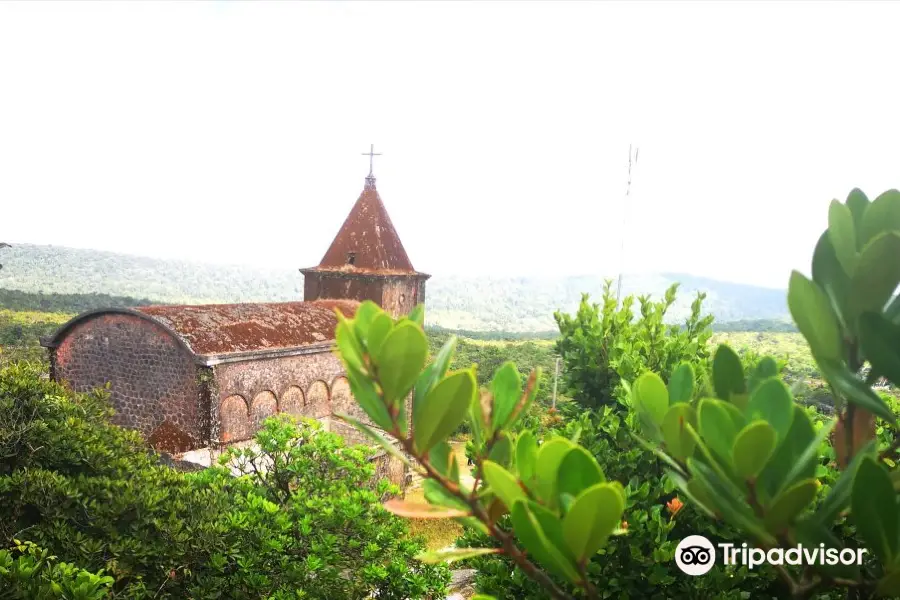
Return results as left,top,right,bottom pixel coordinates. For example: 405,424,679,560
616,145,638,303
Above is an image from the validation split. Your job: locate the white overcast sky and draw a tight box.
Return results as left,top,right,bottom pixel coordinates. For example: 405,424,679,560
2,1,899,289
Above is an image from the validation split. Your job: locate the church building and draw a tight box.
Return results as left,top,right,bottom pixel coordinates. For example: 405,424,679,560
41,158,428,482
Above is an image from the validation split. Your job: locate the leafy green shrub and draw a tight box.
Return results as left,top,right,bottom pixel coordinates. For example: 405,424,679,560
0,362,450,599
0,540,113,600
213,415,452,600
624,188,900,597
456,403,783,599
553,281,714,410
329,187,900,600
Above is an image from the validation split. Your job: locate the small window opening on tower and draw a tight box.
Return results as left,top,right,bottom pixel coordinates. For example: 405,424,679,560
347,252,356,266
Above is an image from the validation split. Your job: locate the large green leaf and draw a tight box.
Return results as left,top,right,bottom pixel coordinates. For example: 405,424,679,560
422,479,470,512
487,432,513,468
414,336,457,436
351,300,382,336
846,188,870,244
847,232,900,324
335,315,366,373
698,398,740,466
630,431,690,476
429,441,455,479
661,403,698,462
689,459,776,545
763,479,817,534
557,446,604,499
377,321,428,405
818,358,896,424
528,501,578,566
851,456,898,563
366,313,394,361
712,344,746,402
757,406,816,502
534,438,574,507
562,483,625,562
811,231,851,332
506,369,540,432
745,378,795,444
633,372,669,426
667,362,694,404
859,312,900,386
779,419,834,494
482,461,526,512
829,199,859,275
788,271,843,362
516,430,538,483
490,362,522,431
407,303,426,328
510,500,580,583
748,357,779,393
413,369,477,453
732,421,776,481
860,189,900,246
343,364,393,431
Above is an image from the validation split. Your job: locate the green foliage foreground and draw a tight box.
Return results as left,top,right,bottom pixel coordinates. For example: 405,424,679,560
0,362,450,599
332,188,900,599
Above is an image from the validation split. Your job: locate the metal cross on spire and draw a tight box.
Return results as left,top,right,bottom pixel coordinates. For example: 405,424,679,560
362,144,382,184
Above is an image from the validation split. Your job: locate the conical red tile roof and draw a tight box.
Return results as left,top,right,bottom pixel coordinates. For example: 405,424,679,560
315,177,418,274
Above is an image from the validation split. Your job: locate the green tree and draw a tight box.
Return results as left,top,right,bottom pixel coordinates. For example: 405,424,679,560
0,362,450,599
553,280,714,410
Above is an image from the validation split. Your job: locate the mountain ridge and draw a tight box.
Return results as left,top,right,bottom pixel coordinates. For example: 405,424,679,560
0,243,790,332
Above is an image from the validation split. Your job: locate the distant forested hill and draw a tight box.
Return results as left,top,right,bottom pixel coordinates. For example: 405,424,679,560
0,244,791,332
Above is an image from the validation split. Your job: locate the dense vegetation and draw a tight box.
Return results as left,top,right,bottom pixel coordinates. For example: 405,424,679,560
0,363,450,598
327,188,900,600
1,243,789,332
0,288,149,313
4,187,900,599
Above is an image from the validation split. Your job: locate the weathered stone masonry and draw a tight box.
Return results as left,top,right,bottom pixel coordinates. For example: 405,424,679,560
50,312,201,444
212,351,347,444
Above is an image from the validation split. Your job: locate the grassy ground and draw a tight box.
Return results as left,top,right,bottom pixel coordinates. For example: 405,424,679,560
406,442,470,551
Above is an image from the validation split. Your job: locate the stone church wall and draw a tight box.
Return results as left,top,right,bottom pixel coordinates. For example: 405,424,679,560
51,314,201,446
211,350,345,444
209,349,409,487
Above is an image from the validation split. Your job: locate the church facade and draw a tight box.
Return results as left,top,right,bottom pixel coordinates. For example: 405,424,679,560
41,169,428,483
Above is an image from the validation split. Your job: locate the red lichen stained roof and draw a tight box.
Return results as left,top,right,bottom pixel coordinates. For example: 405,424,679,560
313,178,420,274
135,299,359,356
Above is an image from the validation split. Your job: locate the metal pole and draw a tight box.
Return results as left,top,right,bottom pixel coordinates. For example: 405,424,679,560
552,356,560,410
616,145,638,303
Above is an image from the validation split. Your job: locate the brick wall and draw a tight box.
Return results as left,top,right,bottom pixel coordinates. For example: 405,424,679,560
381,278,426,318
211,350,409,487
52,314,201,449
303,271,427,319
211,350,345,444
303,272,383,307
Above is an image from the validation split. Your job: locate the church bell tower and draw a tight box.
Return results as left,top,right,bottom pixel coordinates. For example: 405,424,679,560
300,146,430,318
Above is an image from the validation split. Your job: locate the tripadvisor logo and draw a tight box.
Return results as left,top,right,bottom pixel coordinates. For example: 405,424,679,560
675,535,868,576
